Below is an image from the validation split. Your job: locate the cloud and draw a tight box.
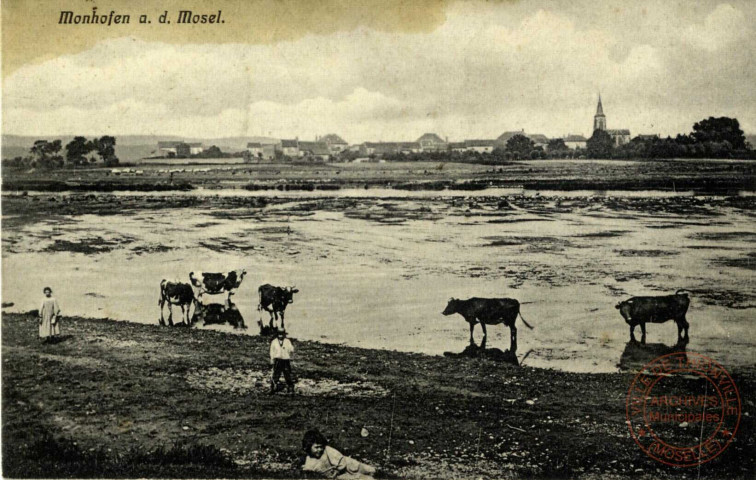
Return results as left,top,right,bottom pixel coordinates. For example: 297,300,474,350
683,4,748,51
3,1,755,139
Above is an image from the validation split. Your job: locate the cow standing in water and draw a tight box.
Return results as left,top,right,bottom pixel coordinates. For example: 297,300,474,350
158,280,196,326
616,290,691,344
189,270,247,298
442,297,533,350
258,284,299,330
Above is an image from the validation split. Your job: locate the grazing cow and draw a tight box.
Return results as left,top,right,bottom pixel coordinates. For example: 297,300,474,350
258,284,299,330
616,290,690,344
189,270,247,298
158,280,196,326
442,297,533,350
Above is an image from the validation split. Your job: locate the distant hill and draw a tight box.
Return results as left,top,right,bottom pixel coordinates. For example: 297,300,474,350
1,135,282,163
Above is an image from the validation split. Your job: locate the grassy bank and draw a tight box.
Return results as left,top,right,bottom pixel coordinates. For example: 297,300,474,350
2,313,754,479
2,159,754,193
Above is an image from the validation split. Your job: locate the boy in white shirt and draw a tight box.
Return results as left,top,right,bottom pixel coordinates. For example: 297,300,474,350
269,330,295,394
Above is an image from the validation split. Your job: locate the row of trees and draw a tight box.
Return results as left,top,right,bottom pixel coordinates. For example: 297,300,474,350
4,136,119,169
585,117,752,159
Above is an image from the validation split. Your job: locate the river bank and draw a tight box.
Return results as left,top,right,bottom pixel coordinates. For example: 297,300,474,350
2,159,754,194
2,312,754,479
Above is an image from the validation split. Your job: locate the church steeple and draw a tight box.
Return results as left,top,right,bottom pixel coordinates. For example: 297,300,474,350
593,94,606,131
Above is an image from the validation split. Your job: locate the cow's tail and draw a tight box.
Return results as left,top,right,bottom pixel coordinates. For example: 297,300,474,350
518,311,534,330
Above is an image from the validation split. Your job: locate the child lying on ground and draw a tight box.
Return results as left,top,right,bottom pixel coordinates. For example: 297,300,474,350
300,429,377,479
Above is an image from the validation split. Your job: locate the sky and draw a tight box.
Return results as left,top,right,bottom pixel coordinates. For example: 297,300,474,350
2,0,755,142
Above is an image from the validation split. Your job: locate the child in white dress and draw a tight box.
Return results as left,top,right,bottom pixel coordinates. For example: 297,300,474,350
39,287,61,343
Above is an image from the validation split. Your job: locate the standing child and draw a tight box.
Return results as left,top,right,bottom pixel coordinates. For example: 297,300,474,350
301,429,377,479
269,330,295,394
39,287,61,343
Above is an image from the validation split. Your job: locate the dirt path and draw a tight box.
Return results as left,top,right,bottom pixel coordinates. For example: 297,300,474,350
3,312,754,478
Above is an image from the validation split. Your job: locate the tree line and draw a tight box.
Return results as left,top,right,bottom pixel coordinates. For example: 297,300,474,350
584,117,752,159
3,136,119,169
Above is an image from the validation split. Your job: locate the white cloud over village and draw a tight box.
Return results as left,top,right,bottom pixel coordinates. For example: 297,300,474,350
3,0,754,141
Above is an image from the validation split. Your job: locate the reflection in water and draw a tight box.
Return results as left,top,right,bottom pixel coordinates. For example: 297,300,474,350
258,324,284,337
443,337,522,366
618,339,689,372
192,301,246,329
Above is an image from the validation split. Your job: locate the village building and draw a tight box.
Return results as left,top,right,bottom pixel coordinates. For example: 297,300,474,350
449,142,466,152
318,134,349,153
175,143,191,157
298,141,331,161
157,141,204,156
359,142,420,156
277,139,300,157
563,134,588,150
636,134,660,141
246,142,276,160
494,130,548,149
527,134,550,149
495,130,525,148
606,129,631,146
451,140,496,153
416,133,447,152
593,95,631,146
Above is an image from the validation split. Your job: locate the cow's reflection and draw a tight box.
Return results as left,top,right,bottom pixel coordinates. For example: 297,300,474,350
443,337,521,366
191,301,246,329
618,338,688,372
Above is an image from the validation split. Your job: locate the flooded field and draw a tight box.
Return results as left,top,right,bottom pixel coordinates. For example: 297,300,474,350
2,191,754,372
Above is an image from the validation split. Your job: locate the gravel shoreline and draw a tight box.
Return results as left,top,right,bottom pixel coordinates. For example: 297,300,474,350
3,312,754,478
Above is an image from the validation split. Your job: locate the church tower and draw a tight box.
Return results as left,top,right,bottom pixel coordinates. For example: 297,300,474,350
593,94,607,131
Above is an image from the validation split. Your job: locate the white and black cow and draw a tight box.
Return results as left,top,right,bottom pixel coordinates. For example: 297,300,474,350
616,290,691,344
158,280,196,326
258,284,299,330
189,269,247,300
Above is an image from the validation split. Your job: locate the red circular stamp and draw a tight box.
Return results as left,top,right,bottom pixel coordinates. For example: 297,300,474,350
626,352,741,467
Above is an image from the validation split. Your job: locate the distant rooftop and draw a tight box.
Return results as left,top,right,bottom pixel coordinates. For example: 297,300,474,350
158,141,202,148
464,139,495,147
528,134,550,143
299,141,330,155
564,134,587,142
416,133,446,144
320,134,348,145
495,130,526,142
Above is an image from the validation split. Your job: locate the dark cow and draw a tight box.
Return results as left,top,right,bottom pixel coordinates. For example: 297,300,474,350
158,280,196,326
442,297,533,350
616,290,690,344
189,270,247,298
258,284,299,330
